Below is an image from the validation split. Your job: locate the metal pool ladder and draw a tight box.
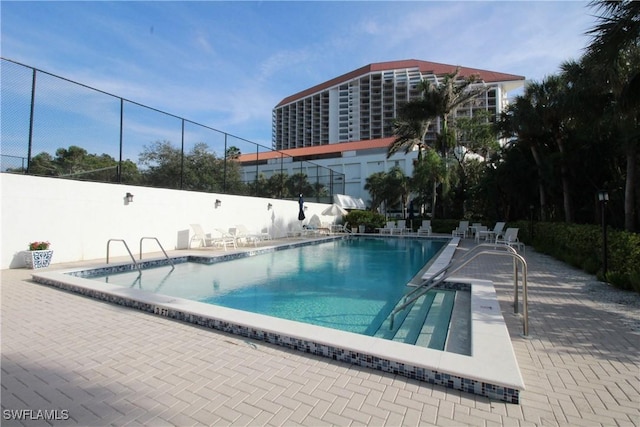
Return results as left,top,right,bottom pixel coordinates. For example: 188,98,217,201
139,237,174,269
390,243,530,337
106,239,141,274
106,237,174,273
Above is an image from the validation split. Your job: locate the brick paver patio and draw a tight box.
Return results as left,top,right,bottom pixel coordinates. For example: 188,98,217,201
2,239,639,426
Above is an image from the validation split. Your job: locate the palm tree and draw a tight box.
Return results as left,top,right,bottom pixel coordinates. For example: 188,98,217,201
386,166,410,217
411,149,447,219
388,70,485,158
387,99,435,160
528,76,576,222
364,171,387,212
585,0,640,231
496,94,551,220
388,69,486,217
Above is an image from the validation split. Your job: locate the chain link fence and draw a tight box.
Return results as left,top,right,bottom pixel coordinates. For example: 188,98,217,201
1,58,344,202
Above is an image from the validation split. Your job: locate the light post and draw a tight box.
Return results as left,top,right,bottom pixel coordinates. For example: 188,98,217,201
597,190,609,276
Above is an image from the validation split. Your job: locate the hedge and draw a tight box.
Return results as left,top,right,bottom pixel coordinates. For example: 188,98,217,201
502,220,640,293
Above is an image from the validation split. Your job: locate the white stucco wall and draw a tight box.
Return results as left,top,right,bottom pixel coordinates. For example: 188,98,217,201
1,174,335,269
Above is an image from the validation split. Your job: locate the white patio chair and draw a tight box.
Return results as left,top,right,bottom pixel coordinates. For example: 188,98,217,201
378,221,396,235
397,220,411,234
451,220,470,238
495,227,525,253
417,220,432,236
287,222,304,237
189,224,215,248
232,224,261,247
213,229,238,251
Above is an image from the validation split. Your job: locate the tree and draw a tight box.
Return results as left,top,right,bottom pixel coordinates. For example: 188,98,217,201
496,83,559,222
387,98,437,159
526,76,576,222
450,110,500,215
388,69,487,217
364,171,387,212
139,140,184,189
16,145,137,183
410,149,447,218
386,166,410,217
585,0,640,231
139,140,243,193
225,146,241,159
285,172,313,199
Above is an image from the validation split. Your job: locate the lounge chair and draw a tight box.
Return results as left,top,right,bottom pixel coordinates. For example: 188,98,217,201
451,220,470,238
417,220,432,236
397,220,411,234
189,224,215,248
378,221,396,235
304,215,323,236
474,225,489,243
495,227,525,253
332,221,352,233
470,222,482,238
231,224,261,247
213,229,238,251
287,222,304,237
487,221,506,242
258,227,272,240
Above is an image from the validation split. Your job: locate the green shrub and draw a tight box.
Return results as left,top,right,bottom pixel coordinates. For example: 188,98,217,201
344,210,386,233
531,222,640,294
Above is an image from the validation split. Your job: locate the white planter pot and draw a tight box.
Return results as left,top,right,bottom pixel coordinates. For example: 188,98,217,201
24,250,54,269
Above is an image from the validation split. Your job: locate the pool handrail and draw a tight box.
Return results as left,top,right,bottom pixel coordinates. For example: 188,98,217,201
391,243,529,337
139,237,175,269
106,239,141,274
401,243,517,303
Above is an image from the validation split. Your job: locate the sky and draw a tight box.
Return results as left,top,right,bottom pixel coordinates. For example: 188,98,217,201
1,1,599,150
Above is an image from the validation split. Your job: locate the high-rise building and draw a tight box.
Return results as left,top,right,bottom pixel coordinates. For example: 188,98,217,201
272,59,525,150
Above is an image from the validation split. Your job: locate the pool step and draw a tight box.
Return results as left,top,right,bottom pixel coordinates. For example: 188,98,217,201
374,293,436,341
374,290,456,350
414,291,455,349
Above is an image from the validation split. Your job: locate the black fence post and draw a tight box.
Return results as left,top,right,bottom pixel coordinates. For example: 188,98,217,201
26,68,36,174
118,98,124,183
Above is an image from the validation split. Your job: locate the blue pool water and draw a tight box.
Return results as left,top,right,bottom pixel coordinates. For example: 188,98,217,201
94,237,447,336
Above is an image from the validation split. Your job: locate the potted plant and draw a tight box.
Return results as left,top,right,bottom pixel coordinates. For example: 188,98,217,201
25,241,53,269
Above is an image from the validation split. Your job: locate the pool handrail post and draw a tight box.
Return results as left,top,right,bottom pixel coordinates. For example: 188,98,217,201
106,238,141,274
139,237,175,269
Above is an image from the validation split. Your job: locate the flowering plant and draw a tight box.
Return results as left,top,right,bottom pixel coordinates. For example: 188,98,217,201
28,241,51,251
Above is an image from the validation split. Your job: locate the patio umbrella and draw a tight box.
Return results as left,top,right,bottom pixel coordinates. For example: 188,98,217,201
298,194,306,221
321,203,348,216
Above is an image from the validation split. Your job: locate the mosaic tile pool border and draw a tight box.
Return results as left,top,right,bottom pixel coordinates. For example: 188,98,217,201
32,237,521,404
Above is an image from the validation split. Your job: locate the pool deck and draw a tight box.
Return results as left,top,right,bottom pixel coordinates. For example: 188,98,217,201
2,236,639,426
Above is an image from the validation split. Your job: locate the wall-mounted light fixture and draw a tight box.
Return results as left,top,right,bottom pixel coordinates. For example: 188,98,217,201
125,192,134,203
215,199,222,209
267,203,273,210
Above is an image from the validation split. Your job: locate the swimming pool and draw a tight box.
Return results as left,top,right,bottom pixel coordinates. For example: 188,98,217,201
93,237,453,345
31,235,525,403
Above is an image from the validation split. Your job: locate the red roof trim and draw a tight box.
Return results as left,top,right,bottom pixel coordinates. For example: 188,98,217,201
236,137,396,163
276,59,525,107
